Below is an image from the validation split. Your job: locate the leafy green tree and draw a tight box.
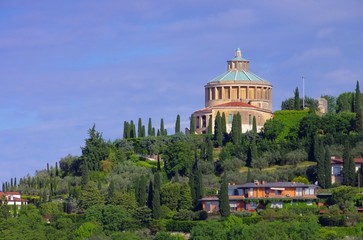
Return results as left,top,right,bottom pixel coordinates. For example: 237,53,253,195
175,114,181,134
163,141,193,178
0,195,10,220
190,221,227,240
179,183,192,210
336,92,354,113
321,94,337,113
109,191,137,211
214,111,223,146
161,182,181,210
354,81,362,131
190,114,195,134
219,173,230,217
294,87,301,110
74,222,101,240
79,182,104,210
262,119,284,141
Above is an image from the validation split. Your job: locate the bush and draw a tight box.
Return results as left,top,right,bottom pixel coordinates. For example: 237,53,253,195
165,220,198,232
154,232,184,240
173,210,195,221
194,210,208,220
233,211,251,218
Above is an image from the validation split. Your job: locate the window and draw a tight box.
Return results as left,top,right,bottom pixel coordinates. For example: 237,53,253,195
228,114,233,124
250,201,257,210
304,188,315,195
274,190,282,196
333,166,341,176
229,201,237,211
249,188,254,197
270,201,283,208
296,187,302,197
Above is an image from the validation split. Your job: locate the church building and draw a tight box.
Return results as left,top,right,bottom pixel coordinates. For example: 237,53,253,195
192,48,273,134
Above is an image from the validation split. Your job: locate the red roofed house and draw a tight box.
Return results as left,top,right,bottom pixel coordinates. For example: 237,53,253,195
331,156,363,184
192,48,273,134
0,191,27,207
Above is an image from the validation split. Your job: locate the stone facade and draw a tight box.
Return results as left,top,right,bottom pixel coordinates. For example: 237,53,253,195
192,49,273,134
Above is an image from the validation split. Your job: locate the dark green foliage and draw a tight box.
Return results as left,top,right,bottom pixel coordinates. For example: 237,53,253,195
190,114,195,134
135,175,147,207
247,139,257,167
219,173,230,217
130,120,136,138
190,221,227,239
166,220,198,233
163,140,193,178
336,92,354,113
175,114,181,134
137,118,142,138
207,116,213,134
252,116,257,133
321,94,337,113
148,117,153,136
152,172,161,219
343,140,356,186
221,112,227,135
354,81,362,131
206,138,214,162
316,139,325,188
324,147,332,188
123,121,130,139
81,160,89,188
294,87,301,110
179,184,193,210
190,158,203,210
81,125,108,171
79,182,104,210
160,118,166,136
231,113,241,145
214,111,223,147
160,182,181,210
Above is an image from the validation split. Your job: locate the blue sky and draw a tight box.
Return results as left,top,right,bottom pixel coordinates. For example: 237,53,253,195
1,0,362,184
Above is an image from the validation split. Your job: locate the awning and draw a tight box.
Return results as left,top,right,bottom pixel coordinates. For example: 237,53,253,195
270,187,285,190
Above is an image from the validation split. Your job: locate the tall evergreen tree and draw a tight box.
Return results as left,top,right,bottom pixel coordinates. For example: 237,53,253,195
343,140,356,186
179,184,192,210
190,155,203,210
175,114,181,134
317,141,326,188
221,112,227,135
247,139,257,167
148,118,153,136
231,113,241,145
252,116,257,134
142,125,145,137
294,87,301,110
130,120,136,138
219,173,230,217
354,81,362,131
207,116,213,134
246,167,252,182
136,175,147,207
123,121,130,139
138,118,143,138
324,146,332,188
152,172,161,219
206,138,214,162
190,114,195,134
107,179,115,203
160,118,165,136
147,180,153,209
214,112,223,147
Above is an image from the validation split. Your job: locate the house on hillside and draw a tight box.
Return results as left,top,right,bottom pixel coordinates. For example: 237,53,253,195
0,191,27,207
200,181,319,213
331,156,363,184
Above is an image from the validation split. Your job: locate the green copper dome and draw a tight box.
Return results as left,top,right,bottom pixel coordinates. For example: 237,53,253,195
208,48,269,84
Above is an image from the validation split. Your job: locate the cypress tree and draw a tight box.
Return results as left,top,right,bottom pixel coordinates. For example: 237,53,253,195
214,112,223,147
221,112,227,135
147,180,153,209
152,172,161,219
247,140,257,167
207,116,213,134
252,116,257,134
237,112,242,136
55,162,59,177
123,121,130,139
294,87,300,110
160,118,165,136
207,138,214,162
148,118,153,136
175,114,181,134
246,167,251,182
152,127,156,136
139,176,147,207
179,184,192,210
219,173,230,217
191,156,203,210
354,81,362,131
190,114,195,134
138,118,143,138
142,125,145,138
130,120,136,138
343,140,356,186
107,179,115,203
317,141,326,188
324,146,332,188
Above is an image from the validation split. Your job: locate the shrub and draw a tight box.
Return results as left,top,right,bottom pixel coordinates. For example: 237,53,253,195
165,220,198,232
173,209,195,221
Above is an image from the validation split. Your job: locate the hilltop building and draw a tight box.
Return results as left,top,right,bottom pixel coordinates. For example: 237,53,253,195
192,48,273,134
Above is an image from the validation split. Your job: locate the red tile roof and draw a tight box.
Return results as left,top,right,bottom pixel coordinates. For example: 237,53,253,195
331,157,363,164
215,102,257,108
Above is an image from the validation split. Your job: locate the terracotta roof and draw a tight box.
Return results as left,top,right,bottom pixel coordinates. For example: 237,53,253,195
331,157,363,164
214,102,257,108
